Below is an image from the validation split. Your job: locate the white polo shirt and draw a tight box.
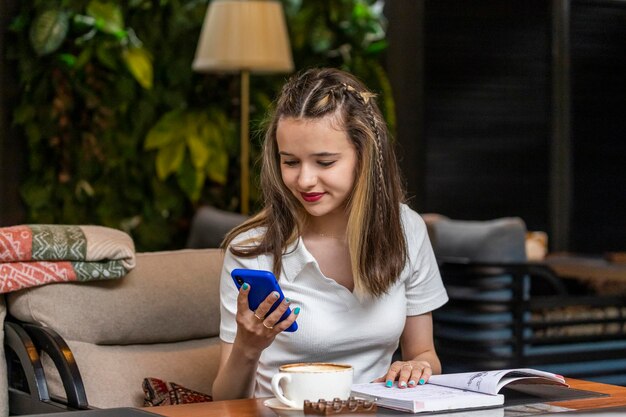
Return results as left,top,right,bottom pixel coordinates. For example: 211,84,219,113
219,204,448,397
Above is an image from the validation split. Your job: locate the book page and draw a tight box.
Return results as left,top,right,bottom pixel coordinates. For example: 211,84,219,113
428,368,567,395
351,382,504,413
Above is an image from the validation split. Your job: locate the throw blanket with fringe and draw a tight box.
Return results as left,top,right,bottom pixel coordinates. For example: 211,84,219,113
0,225,136,293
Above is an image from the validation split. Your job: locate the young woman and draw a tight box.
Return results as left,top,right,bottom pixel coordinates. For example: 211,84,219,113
212,68,448,400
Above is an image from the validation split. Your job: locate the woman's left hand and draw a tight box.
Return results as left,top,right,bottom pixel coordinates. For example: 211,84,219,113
373,360,433,389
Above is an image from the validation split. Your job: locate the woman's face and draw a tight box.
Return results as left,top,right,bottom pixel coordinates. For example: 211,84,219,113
276,116,357,220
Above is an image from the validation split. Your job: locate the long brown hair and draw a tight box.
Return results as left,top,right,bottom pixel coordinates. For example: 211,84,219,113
223,68,406,297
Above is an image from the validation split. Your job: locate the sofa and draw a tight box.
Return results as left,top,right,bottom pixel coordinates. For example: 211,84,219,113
3,248,224,413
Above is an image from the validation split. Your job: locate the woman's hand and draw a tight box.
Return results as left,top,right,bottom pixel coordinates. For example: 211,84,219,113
233,283,299,358
375,313,441,389
374,360,433,389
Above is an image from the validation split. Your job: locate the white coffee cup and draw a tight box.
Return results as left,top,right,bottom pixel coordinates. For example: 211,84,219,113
270,362,353,409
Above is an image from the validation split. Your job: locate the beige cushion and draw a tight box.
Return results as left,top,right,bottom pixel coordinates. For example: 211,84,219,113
7,248,225,409
42,338,220,408
8,249,224,344
0,296,8,417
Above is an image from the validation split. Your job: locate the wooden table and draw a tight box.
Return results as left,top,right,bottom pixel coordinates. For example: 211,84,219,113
545,254,626,283
544,253,626,294
147,378,626,417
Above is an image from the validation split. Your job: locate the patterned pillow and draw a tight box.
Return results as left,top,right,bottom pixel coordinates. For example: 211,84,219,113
142,377,212,406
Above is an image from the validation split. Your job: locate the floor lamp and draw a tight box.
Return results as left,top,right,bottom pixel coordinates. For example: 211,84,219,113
192,0,294,215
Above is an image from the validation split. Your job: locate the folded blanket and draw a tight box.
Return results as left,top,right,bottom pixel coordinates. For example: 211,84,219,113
0,225,136,293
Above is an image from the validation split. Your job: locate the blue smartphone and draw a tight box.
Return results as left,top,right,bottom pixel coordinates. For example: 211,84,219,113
230,268,298,332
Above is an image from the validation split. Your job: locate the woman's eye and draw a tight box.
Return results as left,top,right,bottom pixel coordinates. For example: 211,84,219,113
283,160,299,167
318,161,335,167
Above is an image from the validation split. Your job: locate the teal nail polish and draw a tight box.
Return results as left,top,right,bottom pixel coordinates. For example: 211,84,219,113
418,378,425,385
272,291,280,298
285,298,290,303
294,307,300,314
242,283,249,290
408,380,416,386
385,380,393,388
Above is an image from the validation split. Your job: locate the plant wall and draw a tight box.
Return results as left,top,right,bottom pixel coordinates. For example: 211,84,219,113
6,0,392,251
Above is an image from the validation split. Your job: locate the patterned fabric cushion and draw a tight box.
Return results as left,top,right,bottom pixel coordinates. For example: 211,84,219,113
142,377,212,406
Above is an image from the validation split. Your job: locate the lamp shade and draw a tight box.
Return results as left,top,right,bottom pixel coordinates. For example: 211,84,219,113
192,0,294,73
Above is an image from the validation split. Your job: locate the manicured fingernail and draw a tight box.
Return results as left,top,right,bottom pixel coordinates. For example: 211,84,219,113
399,381,407,388
285,298,290,303
242,283,249,290
294,307,300,314
408,380,416,386
272,291,280,298
418,379,425,385
385,380,393,388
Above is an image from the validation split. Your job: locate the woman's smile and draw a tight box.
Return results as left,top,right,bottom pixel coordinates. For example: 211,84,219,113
300,192,325,202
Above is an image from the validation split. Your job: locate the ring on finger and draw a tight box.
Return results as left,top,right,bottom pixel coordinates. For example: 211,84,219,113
262,321,274,330
254,311,264,320
402,364,413,370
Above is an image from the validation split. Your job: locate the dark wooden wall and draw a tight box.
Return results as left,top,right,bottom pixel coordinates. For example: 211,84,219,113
570,1,626,253
386,0,626,254
422,0,551,231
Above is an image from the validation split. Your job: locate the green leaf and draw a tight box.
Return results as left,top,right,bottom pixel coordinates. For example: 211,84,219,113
122,46,153,89
58,53,76,67
29,9,70,56
177,159,205,203
352,2,370,20
365,39,387,55
155,141,185,180
86,0,125,36
74,48,93,69
187,134,210,170
206,149,228,185
145,111,184,150
95,43,118,69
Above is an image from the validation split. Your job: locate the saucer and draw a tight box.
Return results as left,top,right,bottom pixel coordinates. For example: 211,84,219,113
263,397,303,414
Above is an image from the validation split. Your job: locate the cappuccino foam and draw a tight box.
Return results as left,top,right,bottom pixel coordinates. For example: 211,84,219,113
281,363,351,373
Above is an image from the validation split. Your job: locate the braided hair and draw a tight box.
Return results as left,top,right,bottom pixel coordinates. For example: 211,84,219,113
224,68,407,297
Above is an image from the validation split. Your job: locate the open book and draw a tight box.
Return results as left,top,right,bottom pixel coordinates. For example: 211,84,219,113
351,368,568,414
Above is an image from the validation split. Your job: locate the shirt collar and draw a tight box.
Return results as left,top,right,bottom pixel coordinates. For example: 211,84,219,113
281,237,317,282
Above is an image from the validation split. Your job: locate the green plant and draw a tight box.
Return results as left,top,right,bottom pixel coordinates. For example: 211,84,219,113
8,0,393,251
9,0,235,250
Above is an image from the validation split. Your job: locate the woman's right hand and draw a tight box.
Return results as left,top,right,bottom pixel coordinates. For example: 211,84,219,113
233,283,299,356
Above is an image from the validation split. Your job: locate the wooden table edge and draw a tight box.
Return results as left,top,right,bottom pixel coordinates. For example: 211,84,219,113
553,378,626,410
146,379,626,416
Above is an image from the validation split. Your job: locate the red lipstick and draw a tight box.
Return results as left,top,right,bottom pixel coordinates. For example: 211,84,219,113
301,192,324,202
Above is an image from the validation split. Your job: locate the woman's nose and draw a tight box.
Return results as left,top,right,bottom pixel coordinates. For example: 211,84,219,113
297,165,317,188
